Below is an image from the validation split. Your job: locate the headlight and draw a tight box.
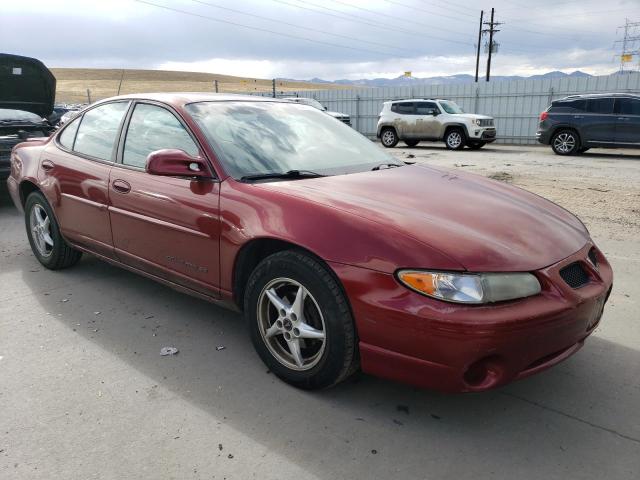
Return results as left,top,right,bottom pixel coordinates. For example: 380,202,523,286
474,119,481,126
396,270,541,304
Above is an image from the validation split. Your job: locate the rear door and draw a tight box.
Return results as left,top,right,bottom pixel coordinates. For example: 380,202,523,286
614,97,640,145
390,102,414,138
413,101,441,139
108,101,221,297
39,101,130,258
582,97,616,145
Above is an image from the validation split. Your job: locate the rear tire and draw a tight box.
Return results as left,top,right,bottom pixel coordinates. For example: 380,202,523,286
25,191,82,270
404,139,420,147
444,128,465,150
380,128,399,148
551,129,580,155
245,250,358,390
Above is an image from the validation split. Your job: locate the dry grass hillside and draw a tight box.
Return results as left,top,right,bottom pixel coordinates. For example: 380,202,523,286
52,68,347,104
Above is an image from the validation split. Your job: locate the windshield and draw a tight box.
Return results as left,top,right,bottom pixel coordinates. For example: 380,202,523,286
186,101,399,179
438,100,464,114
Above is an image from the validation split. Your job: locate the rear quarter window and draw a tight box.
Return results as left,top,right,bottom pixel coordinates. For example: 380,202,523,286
58,117,80,149
391,103,414,114
550,99,586,113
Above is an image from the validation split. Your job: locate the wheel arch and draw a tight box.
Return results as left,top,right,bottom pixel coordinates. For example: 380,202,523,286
550,125,582,147
19,179,42,206
232,237,353,317
378,124,397,138
443,123,469,139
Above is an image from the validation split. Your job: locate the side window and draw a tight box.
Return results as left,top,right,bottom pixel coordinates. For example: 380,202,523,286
586,98,614,115
58,116,80,149
551,99,586,113
415,102,438,115
616,98,640,115
391,102,414,114
123,104,199,168
74,102,129,161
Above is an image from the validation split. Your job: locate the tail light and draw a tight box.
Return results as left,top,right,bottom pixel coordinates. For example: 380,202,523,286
539,111,549,121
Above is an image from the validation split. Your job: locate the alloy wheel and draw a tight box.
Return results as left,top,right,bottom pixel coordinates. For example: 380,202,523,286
447,131,463,149
382,130,396,146
29,204,54,258
553,133,576,154
257,277,326,371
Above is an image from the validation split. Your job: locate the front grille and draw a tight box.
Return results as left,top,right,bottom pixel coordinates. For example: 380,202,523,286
588,248,598,268
479,119,494,127
481,130,496,139
559,262,590,288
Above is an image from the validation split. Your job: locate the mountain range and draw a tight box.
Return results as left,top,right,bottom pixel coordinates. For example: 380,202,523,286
283,70,598,88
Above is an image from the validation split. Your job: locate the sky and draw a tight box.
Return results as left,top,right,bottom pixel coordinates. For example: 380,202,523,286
2,0,639,80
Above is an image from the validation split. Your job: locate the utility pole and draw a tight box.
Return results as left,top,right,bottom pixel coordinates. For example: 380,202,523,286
475,10,484,83
483,8,502,82
615,18,640,73
214,80,219,93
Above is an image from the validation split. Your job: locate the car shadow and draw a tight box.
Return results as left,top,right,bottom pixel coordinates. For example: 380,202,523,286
17,251,640,478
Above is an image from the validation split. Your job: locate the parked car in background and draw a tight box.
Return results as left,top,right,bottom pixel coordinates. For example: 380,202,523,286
0,53,56,180
377,99,496,150
8,93,612,393
283,97,351,126
537,93,640,155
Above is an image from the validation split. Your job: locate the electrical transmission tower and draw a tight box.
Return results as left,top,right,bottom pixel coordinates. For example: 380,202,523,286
615,18,640,73
482,8,502,82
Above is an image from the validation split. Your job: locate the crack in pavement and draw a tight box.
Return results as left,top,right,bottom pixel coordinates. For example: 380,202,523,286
500,391,640,444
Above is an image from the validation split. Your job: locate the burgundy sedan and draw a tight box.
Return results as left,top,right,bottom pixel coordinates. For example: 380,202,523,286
7,93,612,392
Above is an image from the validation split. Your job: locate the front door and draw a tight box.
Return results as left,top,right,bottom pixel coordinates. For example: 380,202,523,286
108,102,221,297
614,97,640,146
39,101,130,258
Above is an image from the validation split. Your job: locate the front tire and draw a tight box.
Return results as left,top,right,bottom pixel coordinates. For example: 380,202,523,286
245,251,358,390
444,128,465,150
551,130,580,155
380,128,399,148
467,141,486,150
25,191,82,269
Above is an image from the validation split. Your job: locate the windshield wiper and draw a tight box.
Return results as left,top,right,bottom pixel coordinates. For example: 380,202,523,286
371,162,403,171
240,169,326,182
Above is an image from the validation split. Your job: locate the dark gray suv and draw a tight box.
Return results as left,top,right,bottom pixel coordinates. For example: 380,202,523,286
537,93,640,155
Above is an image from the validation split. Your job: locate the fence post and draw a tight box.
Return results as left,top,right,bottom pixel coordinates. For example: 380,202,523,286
117,69,125,95
86,89,92,103
214,80,219,93
355,95,361,132
548,86,554,105
272,79,276,98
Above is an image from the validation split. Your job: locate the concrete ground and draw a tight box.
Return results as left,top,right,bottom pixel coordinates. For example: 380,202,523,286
1,144,639,480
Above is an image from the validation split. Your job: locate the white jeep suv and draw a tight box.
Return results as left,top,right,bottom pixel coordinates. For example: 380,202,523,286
376,99,496,150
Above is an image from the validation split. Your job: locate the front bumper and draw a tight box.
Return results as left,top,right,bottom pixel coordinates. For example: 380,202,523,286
330,242,612,392
469,127,497,143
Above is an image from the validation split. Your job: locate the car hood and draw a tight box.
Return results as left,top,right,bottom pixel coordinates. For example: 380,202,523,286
451,113,493,120
261,164,589,272
327,111,349,118
0,53,56,117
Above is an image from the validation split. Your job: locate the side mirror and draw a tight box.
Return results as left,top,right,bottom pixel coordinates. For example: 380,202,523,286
146,149,210,178
429,109,440,116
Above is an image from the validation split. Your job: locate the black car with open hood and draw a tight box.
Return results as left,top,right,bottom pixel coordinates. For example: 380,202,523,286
1,53,56,180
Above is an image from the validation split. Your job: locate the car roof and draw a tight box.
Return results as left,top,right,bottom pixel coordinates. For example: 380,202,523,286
385,98,447,104
93,92,293,108
560,93,640,100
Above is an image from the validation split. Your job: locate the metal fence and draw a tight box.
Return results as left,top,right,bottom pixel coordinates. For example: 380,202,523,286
274,73,640,144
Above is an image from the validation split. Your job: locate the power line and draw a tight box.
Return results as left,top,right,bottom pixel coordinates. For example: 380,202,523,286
382,0,477,22
325,0,474,36
185,0,424,57
133,0,407,58
274,0,475,47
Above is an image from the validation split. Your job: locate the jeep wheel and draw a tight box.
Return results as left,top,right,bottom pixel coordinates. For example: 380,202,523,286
404,139,420,147
380,128,399,148
444,128,465,150
245,251,358,390
551,130,580,155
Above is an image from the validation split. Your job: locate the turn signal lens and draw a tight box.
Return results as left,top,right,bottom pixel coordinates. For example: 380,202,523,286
397,270,541,304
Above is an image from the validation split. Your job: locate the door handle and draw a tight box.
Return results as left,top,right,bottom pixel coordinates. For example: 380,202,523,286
573,115,584,119
112,179,131,194
617,117,629,120
41,160,55,171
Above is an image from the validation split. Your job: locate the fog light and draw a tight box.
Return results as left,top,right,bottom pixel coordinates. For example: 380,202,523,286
463,356,504,389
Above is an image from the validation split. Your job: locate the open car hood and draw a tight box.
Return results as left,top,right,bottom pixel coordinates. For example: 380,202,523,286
0,53,56,117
